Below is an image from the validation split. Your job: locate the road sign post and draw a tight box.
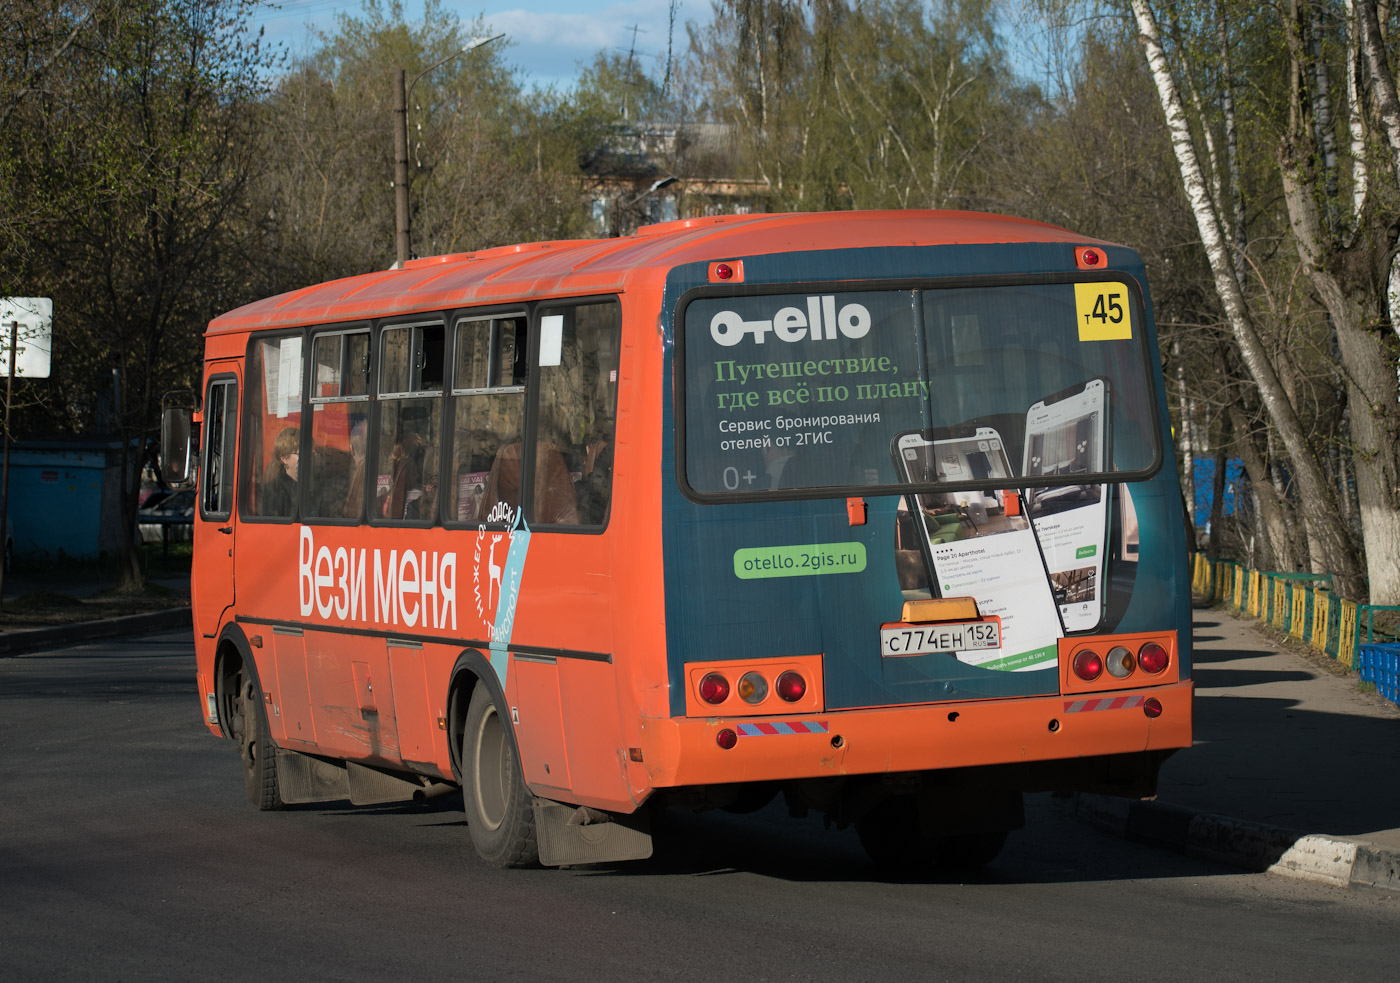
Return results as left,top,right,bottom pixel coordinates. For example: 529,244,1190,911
0,297,54,609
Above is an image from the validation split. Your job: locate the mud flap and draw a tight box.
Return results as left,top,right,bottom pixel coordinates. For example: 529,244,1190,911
275,748,350,804
346,761,435,805
532,798,653,866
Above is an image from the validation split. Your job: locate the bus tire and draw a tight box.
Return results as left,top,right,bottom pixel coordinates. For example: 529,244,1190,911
936,830,1008,870
856,797,1007,871
462,684,538,867
856,795,926,870
234,669,282,811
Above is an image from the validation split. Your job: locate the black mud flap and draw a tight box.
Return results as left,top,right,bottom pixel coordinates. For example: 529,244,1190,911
532,799,653,867
275,748,350,804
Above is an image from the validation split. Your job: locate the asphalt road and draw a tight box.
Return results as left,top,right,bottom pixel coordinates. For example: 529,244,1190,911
2,630,1396,982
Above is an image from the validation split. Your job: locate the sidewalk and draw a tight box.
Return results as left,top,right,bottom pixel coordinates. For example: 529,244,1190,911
0,570,191,657
1080,601,1400,891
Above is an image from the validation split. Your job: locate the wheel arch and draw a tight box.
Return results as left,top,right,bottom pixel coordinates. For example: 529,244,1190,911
213,622,262,740
446,648,523,786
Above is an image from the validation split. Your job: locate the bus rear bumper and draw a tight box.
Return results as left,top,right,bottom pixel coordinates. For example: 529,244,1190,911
637,680,1192,789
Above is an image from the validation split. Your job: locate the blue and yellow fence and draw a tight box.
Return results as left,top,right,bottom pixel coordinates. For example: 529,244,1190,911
1191,555,1400,704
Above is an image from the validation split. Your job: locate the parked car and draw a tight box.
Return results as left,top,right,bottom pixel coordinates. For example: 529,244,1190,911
137,488,195,544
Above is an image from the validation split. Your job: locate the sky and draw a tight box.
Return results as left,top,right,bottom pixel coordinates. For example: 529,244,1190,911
249,1,705,92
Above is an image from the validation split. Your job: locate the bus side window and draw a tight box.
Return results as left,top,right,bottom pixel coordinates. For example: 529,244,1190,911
241,334,304,520
373,321,444,524
306,329,370,520
449,314,526,524
536,300,621,527
201,378,237,519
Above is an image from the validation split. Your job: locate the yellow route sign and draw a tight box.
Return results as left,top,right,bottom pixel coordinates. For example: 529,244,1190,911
1074,282,1132,341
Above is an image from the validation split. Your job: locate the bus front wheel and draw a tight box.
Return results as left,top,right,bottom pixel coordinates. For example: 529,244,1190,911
462,684,538,867
232,669,282,811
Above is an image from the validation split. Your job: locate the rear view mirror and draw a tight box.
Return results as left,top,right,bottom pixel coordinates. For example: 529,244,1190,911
161,406,193,484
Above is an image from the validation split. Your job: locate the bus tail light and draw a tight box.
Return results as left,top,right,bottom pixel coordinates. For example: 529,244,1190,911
1143,698,1163,718
716,728,738,749
776,671,806,702
1072,649,1103,681
685,655,823,716
1138,642,1169,674
699,672,730,704
738,672,768,704
1104,646,1134,678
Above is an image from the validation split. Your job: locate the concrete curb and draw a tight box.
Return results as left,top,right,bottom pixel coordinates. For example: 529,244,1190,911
0,607,192,658
1078,792,1400,893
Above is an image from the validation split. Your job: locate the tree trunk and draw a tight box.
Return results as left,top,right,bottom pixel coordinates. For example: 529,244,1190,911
1131,0,1368,598
1279,0,1400,603
1229,402,1295,570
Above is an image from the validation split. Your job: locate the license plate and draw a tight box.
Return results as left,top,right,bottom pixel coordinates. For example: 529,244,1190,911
880,620,1001,657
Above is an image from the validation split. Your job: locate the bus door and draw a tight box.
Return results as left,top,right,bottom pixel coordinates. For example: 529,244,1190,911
194,367,240,641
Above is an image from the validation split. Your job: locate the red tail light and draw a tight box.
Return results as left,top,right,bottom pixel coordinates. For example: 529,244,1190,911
776,671,806,702
1072,649,1103,681
1138,642,1169,674
716,728,737,749
699,672,730,704
1143,698,1163,718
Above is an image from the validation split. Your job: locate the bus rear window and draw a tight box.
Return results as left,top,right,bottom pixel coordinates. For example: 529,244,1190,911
679,279,1160,498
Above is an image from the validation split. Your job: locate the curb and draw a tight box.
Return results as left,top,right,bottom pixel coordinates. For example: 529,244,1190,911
1077,792,1400,893
0,607,192,657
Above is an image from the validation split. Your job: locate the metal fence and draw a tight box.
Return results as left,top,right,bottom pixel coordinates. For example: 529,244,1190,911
1191,555,1400,709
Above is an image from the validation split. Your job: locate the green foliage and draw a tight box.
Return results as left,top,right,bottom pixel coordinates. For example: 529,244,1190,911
575,50,673,122
1,0,275,584
251,0,604,285
686,0,1019,210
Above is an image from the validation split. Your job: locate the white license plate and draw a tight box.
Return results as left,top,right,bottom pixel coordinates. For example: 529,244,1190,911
880,620,1001,657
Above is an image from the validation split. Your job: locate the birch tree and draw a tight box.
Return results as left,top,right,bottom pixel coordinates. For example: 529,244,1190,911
1130,0,1374,599
1277,0,1400,604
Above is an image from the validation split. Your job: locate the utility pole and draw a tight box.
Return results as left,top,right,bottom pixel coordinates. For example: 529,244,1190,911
394,66,411,267
0,319,16,608
393,33,505,268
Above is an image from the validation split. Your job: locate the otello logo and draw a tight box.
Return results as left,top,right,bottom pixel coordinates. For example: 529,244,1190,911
710,297,871,347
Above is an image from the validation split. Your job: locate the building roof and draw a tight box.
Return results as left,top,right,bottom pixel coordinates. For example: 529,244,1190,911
207,210,1105,334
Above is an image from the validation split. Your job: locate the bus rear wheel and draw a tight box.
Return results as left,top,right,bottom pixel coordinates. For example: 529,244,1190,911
856,796,1007,872
462,684,538,867
232,669,282,811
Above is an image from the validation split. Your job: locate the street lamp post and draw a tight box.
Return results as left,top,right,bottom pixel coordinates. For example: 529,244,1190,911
394,33,505,267
610,176,678,237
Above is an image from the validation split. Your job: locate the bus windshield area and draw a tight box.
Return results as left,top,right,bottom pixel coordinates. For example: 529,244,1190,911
681,278,1161,499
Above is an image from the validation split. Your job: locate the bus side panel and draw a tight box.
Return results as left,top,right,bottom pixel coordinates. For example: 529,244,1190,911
388,643,437,769
499,279,670,813
509,658,572,793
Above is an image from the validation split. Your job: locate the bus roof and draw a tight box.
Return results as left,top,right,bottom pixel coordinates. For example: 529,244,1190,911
206,209,1107,334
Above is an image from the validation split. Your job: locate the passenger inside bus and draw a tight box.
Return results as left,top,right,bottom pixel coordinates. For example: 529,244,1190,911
343,415,367,518
481,438,579,525
260,426,300,517
381,430,428,520
574,426,613,523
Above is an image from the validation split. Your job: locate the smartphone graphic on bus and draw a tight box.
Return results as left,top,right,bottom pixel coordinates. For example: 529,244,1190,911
1022,378,1111,632
893,427,1062,672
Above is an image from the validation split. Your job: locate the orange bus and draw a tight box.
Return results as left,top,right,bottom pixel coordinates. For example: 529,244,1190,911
178,210,1191,869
